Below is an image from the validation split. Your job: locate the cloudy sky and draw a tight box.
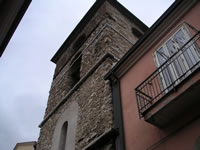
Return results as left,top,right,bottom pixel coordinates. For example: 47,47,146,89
0,0,174,149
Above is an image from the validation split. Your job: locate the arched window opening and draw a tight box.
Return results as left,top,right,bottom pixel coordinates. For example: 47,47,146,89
59,121,68,150
51,101,78,150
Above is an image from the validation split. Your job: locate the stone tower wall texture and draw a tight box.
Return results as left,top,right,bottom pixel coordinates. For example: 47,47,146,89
36,1,145,150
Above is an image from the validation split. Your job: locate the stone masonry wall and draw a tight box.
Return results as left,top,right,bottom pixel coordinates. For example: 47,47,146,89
37,57,115,150
44,9,139,116
37,1,146,150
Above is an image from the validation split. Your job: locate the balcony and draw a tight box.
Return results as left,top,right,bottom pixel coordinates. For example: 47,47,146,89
135,31,200,128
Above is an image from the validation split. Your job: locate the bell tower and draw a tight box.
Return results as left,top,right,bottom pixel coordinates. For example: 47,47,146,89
36,0,148,150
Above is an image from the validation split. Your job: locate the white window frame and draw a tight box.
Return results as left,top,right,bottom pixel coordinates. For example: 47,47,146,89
154,24,200,91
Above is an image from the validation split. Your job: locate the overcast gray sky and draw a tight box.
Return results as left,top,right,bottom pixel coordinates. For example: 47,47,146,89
0,0,174,149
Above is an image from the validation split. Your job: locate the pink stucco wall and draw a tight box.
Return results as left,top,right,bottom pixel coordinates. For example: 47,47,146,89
120,2,200,150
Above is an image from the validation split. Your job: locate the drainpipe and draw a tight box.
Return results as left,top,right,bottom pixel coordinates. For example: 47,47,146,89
105,73,126,150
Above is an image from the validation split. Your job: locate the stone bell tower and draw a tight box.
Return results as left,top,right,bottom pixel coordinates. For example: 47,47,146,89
36,0,147,150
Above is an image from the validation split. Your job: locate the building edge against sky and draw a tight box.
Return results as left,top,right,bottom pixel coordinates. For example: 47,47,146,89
13,141,36,150
0,0,32,57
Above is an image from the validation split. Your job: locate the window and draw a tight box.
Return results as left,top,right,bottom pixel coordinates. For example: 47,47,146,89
59,122,68,150
154,25,200,90
70,51,82,88
51,101,79,150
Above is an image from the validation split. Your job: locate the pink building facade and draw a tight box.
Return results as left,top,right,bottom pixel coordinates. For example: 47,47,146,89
105,0,200,149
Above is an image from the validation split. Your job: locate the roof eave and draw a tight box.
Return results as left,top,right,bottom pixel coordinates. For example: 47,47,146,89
0,0,32,57
51,0,148,64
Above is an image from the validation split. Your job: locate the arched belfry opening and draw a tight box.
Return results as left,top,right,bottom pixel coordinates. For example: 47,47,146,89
70,51,82,88
51,101,79,150
58,121,68,150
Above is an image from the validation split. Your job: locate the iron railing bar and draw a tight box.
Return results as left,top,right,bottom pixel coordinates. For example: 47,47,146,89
147,80,154,100
140,102,153,112
154,76,161,100
188,46,199,65
135,91,142,118
176,55,185,77
136,96,151,111
143,87,147,108
135,89,153,101
151,76,157,99
138,74,158,91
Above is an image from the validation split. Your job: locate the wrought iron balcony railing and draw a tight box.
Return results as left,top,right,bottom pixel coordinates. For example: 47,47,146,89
135,31,200,118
